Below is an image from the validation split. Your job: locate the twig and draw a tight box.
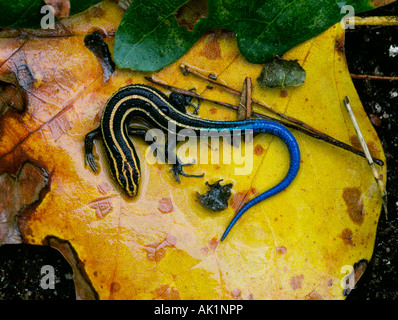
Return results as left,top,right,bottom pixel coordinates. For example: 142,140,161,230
176,66,385,166
145,77,244,110
145,76,384,165
181,63,307,125
353,16,398,26
237,77,253,120
350,74,398,81
343,96,388,219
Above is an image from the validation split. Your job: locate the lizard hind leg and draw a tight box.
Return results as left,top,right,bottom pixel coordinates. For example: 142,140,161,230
165,137,204,183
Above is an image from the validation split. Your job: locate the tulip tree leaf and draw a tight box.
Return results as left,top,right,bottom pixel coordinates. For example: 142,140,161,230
0,1,389,299
114,0,387,72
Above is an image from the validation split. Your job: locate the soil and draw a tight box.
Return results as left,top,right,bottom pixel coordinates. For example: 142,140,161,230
0,2,397,300
344,2,398,300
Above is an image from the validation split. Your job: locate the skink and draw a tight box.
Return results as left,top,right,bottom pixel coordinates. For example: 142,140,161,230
84,84,301,241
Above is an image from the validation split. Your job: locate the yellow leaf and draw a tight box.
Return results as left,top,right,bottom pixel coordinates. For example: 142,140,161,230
0,1,386,300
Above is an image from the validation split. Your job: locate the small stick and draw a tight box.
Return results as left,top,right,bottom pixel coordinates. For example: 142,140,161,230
176,66,385,166
343,96,388,219
145,77,244,110
181,63,302,124
245,77,253,120
353,16,398,26
237,77,253,120
350,74,398,81
145,76,384,165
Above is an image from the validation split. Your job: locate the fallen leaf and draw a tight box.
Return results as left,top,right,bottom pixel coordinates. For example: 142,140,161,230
0,162,49,244
84,30,115,83
0,1,387,300
257,57,306,88
0,72,27,114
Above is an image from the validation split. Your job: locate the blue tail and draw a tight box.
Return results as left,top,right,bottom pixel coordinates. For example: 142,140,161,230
220,122,300,241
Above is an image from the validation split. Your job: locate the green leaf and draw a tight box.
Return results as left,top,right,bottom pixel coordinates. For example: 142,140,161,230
0,0,102,28
257,57,306,88
114,0,381,72
114,0,207,71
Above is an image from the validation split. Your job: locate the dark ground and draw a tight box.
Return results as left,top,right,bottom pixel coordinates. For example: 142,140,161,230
345,2,398,300
0,2,397,300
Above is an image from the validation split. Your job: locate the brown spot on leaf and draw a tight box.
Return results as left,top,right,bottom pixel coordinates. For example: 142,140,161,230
209,108,217,114
334,33,345,53
158,197,174,213
343,188,365,225
110,281,121,293
208,237,218,251
153,284,181,300
201,237,219,255
144,234,177,262
231,288,243,300
200,32,222,60
280,90,288,98
289,274,304,290
349,135,380,160
254,144,265,156
341,228,354,245
230,188,257,211
276,246,287,255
